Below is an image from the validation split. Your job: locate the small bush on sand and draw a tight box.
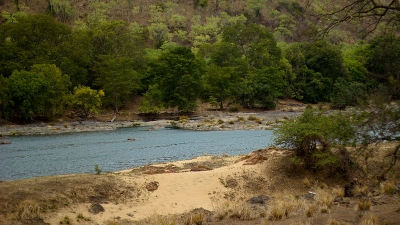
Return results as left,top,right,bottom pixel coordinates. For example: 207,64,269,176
16,200,41,221
77,213,91,221
59,216,71,224
94,164,102,175
247,115,258,121
237,116,245,122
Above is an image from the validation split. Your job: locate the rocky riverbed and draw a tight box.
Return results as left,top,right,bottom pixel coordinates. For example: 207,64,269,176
0,111,303,137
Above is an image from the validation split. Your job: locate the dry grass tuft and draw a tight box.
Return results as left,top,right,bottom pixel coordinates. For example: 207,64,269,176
360,214,378,225
332,186,345,197
230,203,258,220
268,195,300,220
315,188,334,209
354,185,370,196
302,177,312,188
357,198,372,211
181,210,206,225
320,204,329,213
213,200,232,221
213,200,257,221
328,219,349,225
305,204,316,217
380,180,395,195
16,200,41,221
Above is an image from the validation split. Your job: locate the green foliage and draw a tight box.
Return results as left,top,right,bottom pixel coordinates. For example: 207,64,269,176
49,0,76,23
94,56,141,112
68,85,104,117
0,14,71,77
147,47,205,112
138,84,164,114
237,66,286,109
246,0,268,17
330,78,368,109
366,34,400,99
94,164,102,175
274,107,356,169
5,64,70,121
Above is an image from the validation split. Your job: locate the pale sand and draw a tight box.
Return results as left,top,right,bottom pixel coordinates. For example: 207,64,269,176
41,155,268,224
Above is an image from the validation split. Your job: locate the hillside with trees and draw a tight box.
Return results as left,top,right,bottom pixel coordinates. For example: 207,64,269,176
0,0,399,121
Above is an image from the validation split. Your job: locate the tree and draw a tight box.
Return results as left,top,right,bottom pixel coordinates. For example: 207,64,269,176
365,34,400,99
48,0,76,23
0,75,9,119
246,0,268,17
318,0,400,35
5,64,70,121
68,85,104,117
94,56,141,112
237,66,286,109
202,65,235,109
330,78,368,109
148,47,205,112
274,107,357,175
0,14,71,77
222,23,282,68
30,64,71,119
138,84,164,114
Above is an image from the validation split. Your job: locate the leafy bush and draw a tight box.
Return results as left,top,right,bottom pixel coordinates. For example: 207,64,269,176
274,107,356,171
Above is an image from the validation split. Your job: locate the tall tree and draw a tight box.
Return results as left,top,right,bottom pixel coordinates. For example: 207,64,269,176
148,47,205,112
5,64,70,121
0,14,71,77
94,56,141,112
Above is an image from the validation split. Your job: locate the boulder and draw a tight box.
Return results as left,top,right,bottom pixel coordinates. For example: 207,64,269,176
0,140,11,144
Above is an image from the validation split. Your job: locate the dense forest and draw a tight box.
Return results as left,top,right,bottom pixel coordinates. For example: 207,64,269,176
0,0,399,121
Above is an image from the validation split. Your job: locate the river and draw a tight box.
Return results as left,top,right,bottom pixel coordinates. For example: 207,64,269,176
0,127,274,180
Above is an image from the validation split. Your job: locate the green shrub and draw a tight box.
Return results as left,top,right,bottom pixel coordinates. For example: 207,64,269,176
94,164,102,175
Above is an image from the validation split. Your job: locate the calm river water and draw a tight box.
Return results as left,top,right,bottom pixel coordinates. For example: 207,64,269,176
0,127,274,180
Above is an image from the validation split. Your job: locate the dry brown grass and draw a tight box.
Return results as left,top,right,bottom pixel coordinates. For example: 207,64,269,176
213,200,258,221
315,188,334,209
305,204,316,217
268,195,303,220
0,174,145,224
360,214,378,225
332,186,345,197
328,219,349,225
354,185,370,197
16,200,41,221
380,180,395,195
357,198,372,211
302,177,312,188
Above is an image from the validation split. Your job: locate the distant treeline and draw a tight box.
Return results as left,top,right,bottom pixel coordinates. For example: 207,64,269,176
0,12,399,121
